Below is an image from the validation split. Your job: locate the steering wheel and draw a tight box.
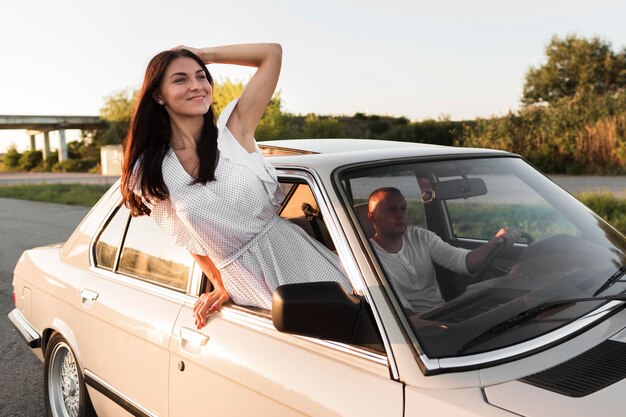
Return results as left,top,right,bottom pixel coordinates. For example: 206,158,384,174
520,231,534,244
473,230,534,281
474,241,507,282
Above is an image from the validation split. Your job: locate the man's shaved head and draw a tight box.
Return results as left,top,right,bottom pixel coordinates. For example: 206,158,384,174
368,187,404,213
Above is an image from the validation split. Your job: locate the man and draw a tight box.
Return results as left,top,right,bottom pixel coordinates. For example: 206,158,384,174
367,187,519,312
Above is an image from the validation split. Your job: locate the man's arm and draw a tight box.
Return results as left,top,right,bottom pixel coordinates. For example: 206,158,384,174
466,227,520,273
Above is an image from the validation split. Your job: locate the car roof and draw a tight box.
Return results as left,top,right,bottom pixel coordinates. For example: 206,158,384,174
259,139,513,167
259,139,435,155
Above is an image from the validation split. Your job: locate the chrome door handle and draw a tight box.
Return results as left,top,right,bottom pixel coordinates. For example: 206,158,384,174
179,326,209,346
80,289,99,302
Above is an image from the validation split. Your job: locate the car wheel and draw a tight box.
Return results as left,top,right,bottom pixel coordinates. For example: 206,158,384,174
44,333,96,417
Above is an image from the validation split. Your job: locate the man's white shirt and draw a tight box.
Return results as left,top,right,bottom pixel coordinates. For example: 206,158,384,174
371,227,469,311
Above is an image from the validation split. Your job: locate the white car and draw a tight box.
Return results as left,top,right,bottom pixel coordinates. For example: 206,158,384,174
9,139,626,417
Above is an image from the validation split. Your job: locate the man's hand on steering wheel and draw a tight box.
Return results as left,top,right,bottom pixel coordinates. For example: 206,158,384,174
491,227,521,249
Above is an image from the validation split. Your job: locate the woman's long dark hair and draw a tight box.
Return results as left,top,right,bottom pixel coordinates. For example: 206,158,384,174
120,49,219,216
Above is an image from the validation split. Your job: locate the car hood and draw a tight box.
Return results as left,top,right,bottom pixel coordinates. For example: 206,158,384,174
484,327,626,417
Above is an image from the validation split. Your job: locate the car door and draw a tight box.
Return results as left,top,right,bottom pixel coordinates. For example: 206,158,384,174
167,173,403,416
76,204,194,416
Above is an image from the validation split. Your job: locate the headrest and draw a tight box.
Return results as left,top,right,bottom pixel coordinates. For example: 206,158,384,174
354,203,374,239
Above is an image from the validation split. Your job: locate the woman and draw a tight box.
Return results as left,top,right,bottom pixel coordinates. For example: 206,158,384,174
120,44,351,329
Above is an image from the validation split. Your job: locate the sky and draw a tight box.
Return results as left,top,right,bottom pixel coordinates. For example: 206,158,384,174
1,0,626,152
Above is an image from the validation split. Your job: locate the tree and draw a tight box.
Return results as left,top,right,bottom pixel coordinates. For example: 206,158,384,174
254,92,298,140
96,89,137,145
522,35,626,105
100,89,137,122
302,114,345,138
212,78,244,115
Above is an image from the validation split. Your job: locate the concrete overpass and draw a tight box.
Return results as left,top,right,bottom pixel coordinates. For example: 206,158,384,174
0,115,106,161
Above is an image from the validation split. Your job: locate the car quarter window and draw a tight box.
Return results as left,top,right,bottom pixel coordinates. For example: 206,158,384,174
94,205,130,271
118,214,194,292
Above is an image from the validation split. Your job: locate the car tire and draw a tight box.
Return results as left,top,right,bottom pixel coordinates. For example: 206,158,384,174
44,333,96,417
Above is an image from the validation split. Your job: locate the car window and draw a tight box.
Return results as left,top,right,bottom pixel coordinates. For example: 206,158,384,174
445,172,577,241
118,214,193,292
279,182,336,251
94,205,129,271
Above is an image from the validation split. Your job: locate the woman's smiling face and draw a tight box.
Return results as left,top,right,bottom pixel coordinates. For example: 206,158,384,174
157,56,213,118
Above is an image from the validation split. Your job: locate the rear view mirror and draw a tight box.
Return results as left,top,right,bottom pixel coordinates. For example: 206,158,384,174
434,177,487,200
272,282,384,351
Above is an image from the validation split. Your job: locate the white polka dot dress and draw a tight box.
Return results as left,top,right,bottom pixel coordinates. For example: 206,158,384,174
139,98,351,309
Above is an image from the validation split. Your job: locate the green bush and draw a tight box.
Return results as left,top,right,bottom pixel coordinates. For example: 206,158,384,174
463,91,626,174
302,114,345,138
39,154,59,172
3,147,22,169
18,150,43,171
53,159,99,173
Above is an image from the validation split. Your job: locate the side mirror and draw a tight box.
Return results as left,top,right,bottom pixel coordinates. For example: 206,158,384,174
272,282,384,352
435,177,487,200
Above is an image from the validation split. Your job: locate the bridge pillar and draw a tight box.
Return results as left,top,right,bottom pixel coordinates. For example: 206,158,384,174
58,129,68,162
43,131,51,160
29,134,36,151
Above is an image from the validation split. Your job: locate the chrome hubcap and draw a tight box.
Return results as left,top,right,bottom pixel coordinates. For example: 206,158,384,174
49,342,80,417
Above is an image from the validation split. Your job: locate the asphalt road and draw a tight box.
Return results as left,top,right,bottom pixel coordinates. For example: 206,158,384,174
549,175,626,198
0,198,89,416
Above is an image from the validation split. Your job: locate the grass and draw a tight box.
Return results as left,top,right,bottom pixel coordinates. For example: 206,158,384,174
575,192,626,234
0,183,111,206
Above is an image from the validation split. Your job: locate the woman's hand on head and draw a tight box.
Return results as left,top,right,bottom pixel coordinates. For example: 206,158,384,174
193,287,230,329
171,45,201,56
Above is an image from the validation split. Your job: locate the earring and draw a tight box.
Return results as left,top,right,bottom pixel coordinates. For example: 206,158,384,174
158,100,165,105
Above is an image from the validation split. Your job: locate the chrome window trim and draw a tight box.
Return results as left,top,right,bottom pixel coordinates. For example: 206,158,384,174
221,305,388,366
90,203,129,273
423,300,624,371
172,297,389,366
89,194,124,269
84,369,157,417
275,167,398,379
112,208,131,273
87,265,191,305
187,259,204,296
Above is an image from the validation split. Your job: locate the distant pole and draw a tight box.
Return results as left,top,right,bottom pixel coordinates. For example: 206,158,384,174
58,129,68,162
29,134,36,151
43,131,51,160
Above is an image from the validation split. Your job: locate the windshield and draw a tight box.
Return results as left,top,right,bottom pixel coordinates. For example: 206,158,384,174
338,156,626,358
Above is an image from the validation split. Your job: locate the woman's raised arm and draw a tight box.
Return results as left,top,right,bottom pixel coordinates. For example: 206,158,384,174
182,43,282,152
